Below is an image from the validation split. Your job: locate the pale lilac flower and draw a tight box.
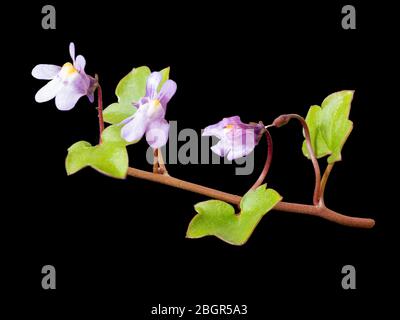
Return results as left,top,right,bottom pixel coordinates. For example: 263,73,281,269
203,116,264,160
121,72,177,148
32,42,97,111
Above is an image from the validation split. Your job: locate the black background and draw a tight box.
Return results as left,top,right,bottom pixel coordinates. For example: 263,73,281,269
3,1,398,318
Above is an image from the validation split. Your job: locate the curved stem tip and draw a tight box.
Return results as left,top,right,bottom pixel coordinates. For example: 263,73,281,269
250,128,273,190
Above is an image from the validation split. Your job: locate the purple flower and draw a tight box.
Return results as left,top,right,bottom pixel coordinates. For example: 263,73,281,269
121,72,177,148
32,42,97,111
202,116,264,160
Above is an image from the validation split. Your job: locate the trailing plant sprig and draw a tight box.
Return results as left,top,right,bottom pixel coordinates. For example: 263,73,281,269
32,42,375,246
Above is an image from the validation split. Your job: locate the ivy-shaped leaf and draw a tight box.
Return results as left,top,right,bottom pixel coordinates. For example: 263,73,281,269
186,185,282,245
102,66,150,124
103,66,170,124
65,125,129,179
302,90,354,163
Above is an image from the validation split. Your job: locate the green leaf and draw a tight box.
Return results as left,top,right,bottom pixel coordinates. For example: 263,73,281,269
158,67,170,91
302,90,354,163
186,185,282,245
303,105,331,159
65,125,129,179
103,66,151,124
100,124,132,145
115,66,151,103
102,102,135,125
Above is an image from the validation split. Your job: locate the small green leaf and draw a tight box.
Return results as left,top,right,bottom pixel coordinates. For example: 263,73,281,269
65,125,129,179
103,66,151,124
302,90,354,163
158,67,170,91
186,185,282,245
116,66,151,103
102,102,135,125
100,124,133,145
302,105,331,159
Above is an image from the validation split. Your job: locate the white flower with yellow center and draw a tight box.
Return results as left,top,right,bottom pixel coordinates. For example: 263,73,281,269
32,42,97,111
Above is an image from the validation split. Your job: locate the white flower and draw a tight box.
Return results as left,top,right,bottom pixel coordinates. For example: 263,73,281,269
32,42,97,110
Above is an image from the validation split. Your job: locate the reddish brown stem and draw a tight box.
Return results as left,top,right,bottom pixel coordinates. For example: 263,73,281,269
153,149,159,173
273,114,321,206
97,84,104,144
319,163,334,207
152,148,169,175
250,129,273,190
157,149,169,175
126,167,375,229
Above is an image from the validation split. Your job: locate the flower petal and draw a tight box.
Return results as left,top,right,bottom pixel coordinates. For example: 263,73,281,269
210,140,230,158
146,119,170,148
69,42,76,63
202,116,242,138
119,114,136,126
87,92,94,103
228,129,257,160
74,55,86,72
71,73,91,95
55,85,84,111
35,77,63,103
121,107,148,142
32,64,61,80
138,97,150,106
158,80,177,109
209,127,259,160
87,76,98,103
225,116,243,126
202,123,225,139
146,72,162,99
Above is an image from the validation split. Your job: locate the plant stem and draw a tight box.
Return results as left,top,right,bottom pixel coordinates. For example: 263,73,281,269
157,148,169,175
97,83,104,144
153,149,159,173
126,167,375,229
152,148,169,175
320,163,334,207
250,129,273,190
273,114,321,206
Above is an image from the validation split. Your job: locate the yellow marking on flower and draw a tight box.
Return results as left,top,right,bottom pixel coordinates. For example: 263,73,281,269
153,99,161,107
223,124,234,132
146,99,162,117
61,62,77,76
